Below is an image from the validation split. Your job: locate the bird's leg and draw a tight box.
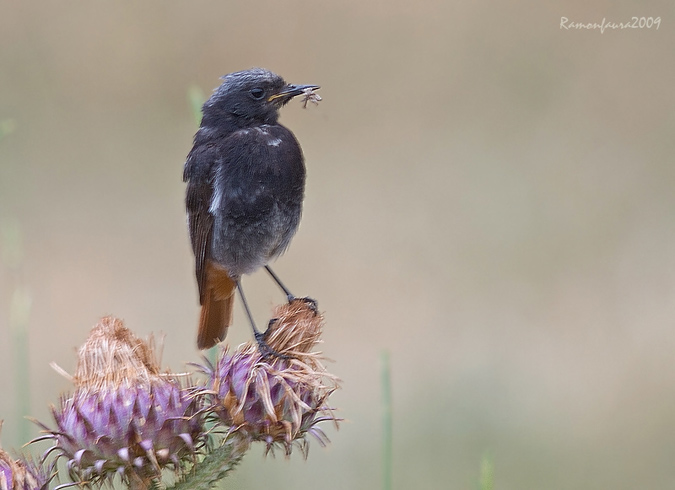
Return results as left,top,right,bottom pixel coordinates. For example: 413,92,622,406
264,265,318,311
264,265,294,302
236,280,263,338
237,280,290,359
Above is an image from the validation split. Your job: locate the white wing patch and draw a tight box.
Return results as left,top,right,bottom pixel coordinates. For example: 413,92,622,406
209,184,223,214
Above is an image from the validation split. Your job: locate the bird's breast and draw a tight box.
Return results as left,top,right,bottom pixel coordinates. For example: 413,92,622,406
206,124,305,276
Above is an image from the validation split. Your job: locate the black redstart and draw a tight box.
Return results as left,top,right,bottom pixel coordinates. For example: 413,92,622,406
184,68,319,350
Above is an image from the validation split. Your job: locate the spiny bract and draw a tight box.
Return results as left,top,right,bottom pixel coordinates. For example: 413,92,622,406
34,317,207,487
201,300,340,456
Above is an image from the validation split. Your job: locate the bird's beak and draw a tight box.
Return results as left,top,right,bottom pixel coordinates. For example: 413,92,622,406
268,84,320,103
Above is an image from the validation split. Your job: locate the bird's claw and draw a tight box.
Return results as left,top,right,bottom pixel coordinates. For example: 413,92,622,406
293,296,318,314
255,330,292,360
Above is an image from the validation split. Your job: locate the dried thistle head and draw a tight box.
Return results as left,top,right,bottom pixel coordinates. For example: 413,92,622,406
202,299,340,457
72,316,160,387
0,431,52,490
0,447,22,490
34,317,207,488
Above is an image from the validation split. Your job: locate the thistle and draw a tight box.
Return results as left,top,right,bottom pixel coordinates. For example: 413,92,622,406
33,317,207,488
1,425,52,490
0,452,50,490
201,299,340,456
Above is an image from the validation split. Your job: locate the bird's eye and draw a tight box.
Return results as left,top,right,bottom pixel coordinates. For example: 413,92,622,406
250,88,265,100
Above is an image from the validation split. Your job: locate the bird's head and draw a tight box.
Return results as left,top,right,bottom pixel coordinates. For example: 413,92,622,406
201,68,319,129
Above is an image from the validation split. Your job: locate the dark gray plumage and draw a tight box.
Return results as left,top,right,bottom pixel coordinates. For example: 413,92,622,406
184,68,318,349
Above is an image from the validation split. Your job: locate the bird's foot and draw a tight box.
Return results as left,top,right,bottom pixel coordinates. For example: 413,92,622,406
289,296,318,314
254,329,292,360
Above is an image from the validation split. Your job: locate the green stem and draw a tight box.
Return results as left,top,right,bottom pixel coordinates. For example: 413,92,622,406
11,287,31,446
169,437,247,490
381,351,392,490
3,220,31,446
187,86,206,126
478,453,494,490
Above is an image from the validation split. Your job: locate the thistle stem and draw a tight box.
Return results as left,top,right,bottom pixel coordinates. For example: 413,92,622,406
380,350,393,490
169,439,247,490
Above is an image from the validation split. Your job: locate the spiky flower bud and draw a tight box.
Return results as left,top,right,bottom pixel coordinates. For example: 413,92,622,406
0,432,51,490
35,317,206,488
203,300,340,456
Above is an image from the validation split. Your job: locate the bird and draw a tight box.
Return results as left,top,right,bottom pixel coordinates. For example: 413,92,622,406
183,68,319,350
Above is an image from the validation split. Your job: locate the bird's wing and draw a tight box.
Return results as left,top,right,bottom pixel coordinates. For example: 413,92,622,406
183,144,217,304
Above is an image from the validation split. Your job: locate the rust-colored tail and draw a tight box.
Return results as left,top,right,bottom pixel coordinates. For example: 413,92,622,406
197,262,236,349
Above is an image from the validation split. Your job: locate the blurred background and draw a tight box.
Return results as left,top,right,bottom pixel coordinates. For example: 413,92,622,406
1,1,674,488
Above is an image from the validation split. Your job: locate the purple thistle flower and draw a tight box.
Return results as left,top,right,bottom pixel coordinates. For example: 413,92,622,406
201,300,340,456
0,439,52,490
33,317,207,488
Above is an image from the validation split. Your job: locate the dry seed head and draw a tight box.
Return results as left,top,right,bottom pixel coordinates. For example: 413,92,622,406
207,300,340,456
37,317,207,487
0,446,50,490
73,316,160,388
0,447,17,490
